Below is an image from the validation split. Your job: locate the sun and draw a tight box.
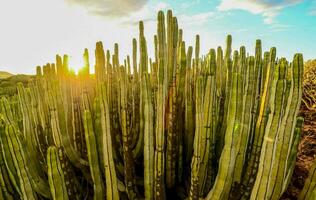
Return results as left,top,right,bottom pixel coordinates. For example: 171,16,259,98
66,55,87,75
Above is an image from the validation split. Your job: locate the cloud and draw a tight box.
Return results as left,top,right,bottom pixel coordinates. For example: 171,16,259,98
218,0,303,24
65,0,148,17
178,12,216,26
118,2,171,26
119,3,218,27
269,23,293,32
180,0,200,9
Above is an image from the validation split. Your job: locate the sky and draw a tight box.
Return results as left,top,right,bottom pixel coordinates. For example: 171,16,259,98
0,0,315,74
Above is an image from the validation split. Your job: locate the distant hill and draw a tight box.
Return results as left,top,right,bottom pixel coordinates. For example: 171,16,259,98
0,71,13,79
0,74,33,96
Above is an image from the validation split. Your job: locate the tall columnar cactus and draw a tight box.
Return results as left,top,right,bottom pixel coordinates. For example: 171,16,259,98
134,21,147,161
0,122,15,200
231,46,251,186
0,111,22,198
267,55,303,199
0,96,51,198
95,42,106,82
143,73,155,200
47,81,89,169
79,48,90,78
99,84,120,200
83,110,105,200
0,9,305,200
240,47,277,199
2,124,38,200
165,10,180,189
119,66,139,199
249,55,289,200
249,54,303,200
184,46,194,166
215,35,232,160
47,146,69,200
206,55,239,200
154,10,167,200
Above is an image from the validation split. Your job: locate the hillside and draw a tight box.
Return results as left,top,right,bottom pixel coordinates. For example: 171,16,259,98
0,74,33,96
0,71,13,79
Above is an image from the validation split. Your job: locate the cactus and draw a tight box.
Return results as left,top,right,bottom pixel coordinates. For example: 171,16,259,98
47,146,69,200
83,110,105,200
99,84,120,199
3,124,37,200
153,10,168,200
143,73,155,200
119,66,139,199
0,123,15,200
0,9,305,200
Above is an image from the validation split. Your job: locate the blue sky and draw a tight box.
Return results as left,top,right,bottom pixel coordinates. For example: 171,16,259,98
0,0,315,74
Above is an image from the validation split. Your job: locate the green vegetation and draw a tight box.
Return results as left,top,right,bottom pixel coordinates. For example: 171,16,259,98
0,71,13,79
0,10,305,200
0,75,33,97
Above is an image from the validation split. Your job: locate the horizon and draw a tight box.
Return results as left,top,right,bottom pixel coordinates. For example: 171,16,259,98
1,0,316,74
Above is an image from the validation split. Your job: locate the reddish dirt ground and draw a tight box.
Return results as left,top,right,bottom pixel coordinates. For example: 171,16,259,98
281,104,316,200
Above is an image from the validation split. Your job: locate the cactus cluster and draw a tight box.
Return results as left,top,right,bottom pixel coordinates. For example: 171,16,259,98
0,10,305,200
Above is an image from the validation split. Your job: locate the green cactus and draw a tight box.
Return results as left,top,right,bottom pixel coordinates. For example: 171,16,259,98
154,10,168,200
143,73,155,200
47,146,69,200
99,83,120,199
95,42,106,82
83,110,105,200
3,124,37,200
0,9,306,200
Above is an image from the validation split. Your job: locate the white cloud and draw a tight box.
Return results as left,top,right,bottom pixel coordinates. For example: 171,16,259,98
178,12,216,25
218,0,303,24
119,2,172,24
180,0,200,9
269,23,293,32
65,0,148,17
